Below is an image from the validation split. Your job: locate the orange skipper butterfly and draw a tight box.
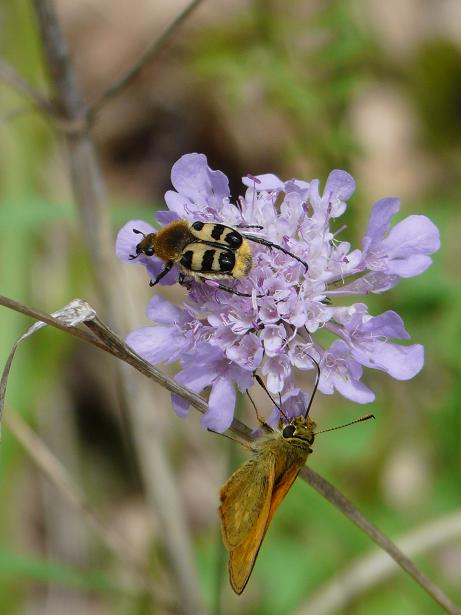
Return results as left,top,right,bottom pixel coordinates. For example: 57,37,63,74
219,361,373,594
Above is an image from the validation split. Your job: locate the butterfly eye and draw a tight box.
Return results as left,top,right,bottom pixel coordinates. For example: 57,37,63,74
282,424,296,438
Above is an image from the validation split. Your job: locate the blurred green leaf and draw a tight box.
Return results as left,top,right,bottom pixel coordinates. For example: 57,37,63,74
0,548,125,594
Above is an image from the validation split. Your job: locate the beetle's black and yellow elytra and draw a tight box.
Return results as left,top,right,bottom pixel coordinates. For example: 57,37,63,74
130,219,308,297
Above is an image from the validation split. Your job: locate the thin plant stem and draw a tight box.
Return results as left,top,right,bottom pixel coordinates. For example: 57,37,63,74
32,0,116,323
29,2,206,611
0,59,55,116
88,0,206,117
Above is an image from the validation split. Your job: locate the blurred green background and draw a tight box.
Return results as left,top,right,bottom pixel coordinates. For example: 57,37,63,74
1,1,460,614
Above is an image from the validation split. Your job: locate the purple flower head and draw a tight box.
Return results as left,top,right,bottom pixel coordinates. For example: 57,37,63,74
118,153,440,431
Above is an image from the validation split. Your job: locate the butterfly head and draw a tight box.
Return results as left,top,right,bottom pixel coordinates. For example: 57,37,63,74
281,415,316,450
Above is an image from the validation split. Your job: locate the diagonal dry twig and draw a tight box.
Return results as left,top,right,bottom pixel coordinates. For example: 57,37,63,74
0,59,55,115
0,295,251,437
296,508,461,615
300,467,461,615
0,59,84,133
88,0,206,117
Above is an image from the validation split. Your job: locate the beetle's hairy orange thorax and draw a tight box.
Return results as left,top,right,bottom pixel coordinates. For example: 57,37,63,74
154,220,194,262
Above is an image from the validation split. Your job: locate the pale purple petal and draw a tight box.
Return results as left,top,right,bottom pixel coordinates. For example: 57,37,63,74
226,334,263,370
227,364,254,392
266,406,281,429
333,375,375,403
384,254,433,278
176,364,216,393
260,325,286,356
285,178,310,193
146,295,187,325
363,198,400,249
126,326,173,364
352,343,424,380
170,153,229,206
242,173,284,191
164,190,193,218
156,210,179,225
283,389,310,418
202,377,236,432
171,394,190,418
319,340,375,403
327,272,400,296
381,215,441,257
324,170,356,201
360,311,409,340
262,355,292,393
363,209,439,280
289,341,317,369
171,366,216,417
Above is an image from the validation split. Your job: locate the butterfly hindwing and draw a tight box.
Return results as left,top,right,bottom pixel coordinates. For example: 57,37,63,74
267,460,303,527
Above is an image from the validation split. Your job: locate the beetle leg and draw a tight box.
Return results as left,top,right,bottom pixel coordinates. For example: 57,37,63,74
198,277,265,298
149,262,174,287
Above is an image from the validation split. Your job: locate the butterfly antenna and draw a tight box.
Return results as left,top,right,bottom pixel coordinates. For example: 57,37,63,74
314,414,375,435
254,374,289,421
304,355,320,417
132,228,146,237
207,428,252,450
246,390,265,425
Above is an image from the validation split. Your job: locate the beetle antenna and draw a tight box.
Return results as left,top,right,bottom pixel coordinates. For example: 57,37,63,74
243,234,309,271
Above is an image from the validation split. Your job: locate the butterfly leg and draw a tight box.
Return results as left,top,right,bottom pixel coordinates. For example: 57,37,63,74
254,373,289,423
246,390,273,433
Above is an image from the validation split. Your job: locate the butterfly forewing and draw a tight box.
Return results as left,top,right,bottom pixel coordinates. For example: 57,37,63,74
219,454,275,549
220,453,276,594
